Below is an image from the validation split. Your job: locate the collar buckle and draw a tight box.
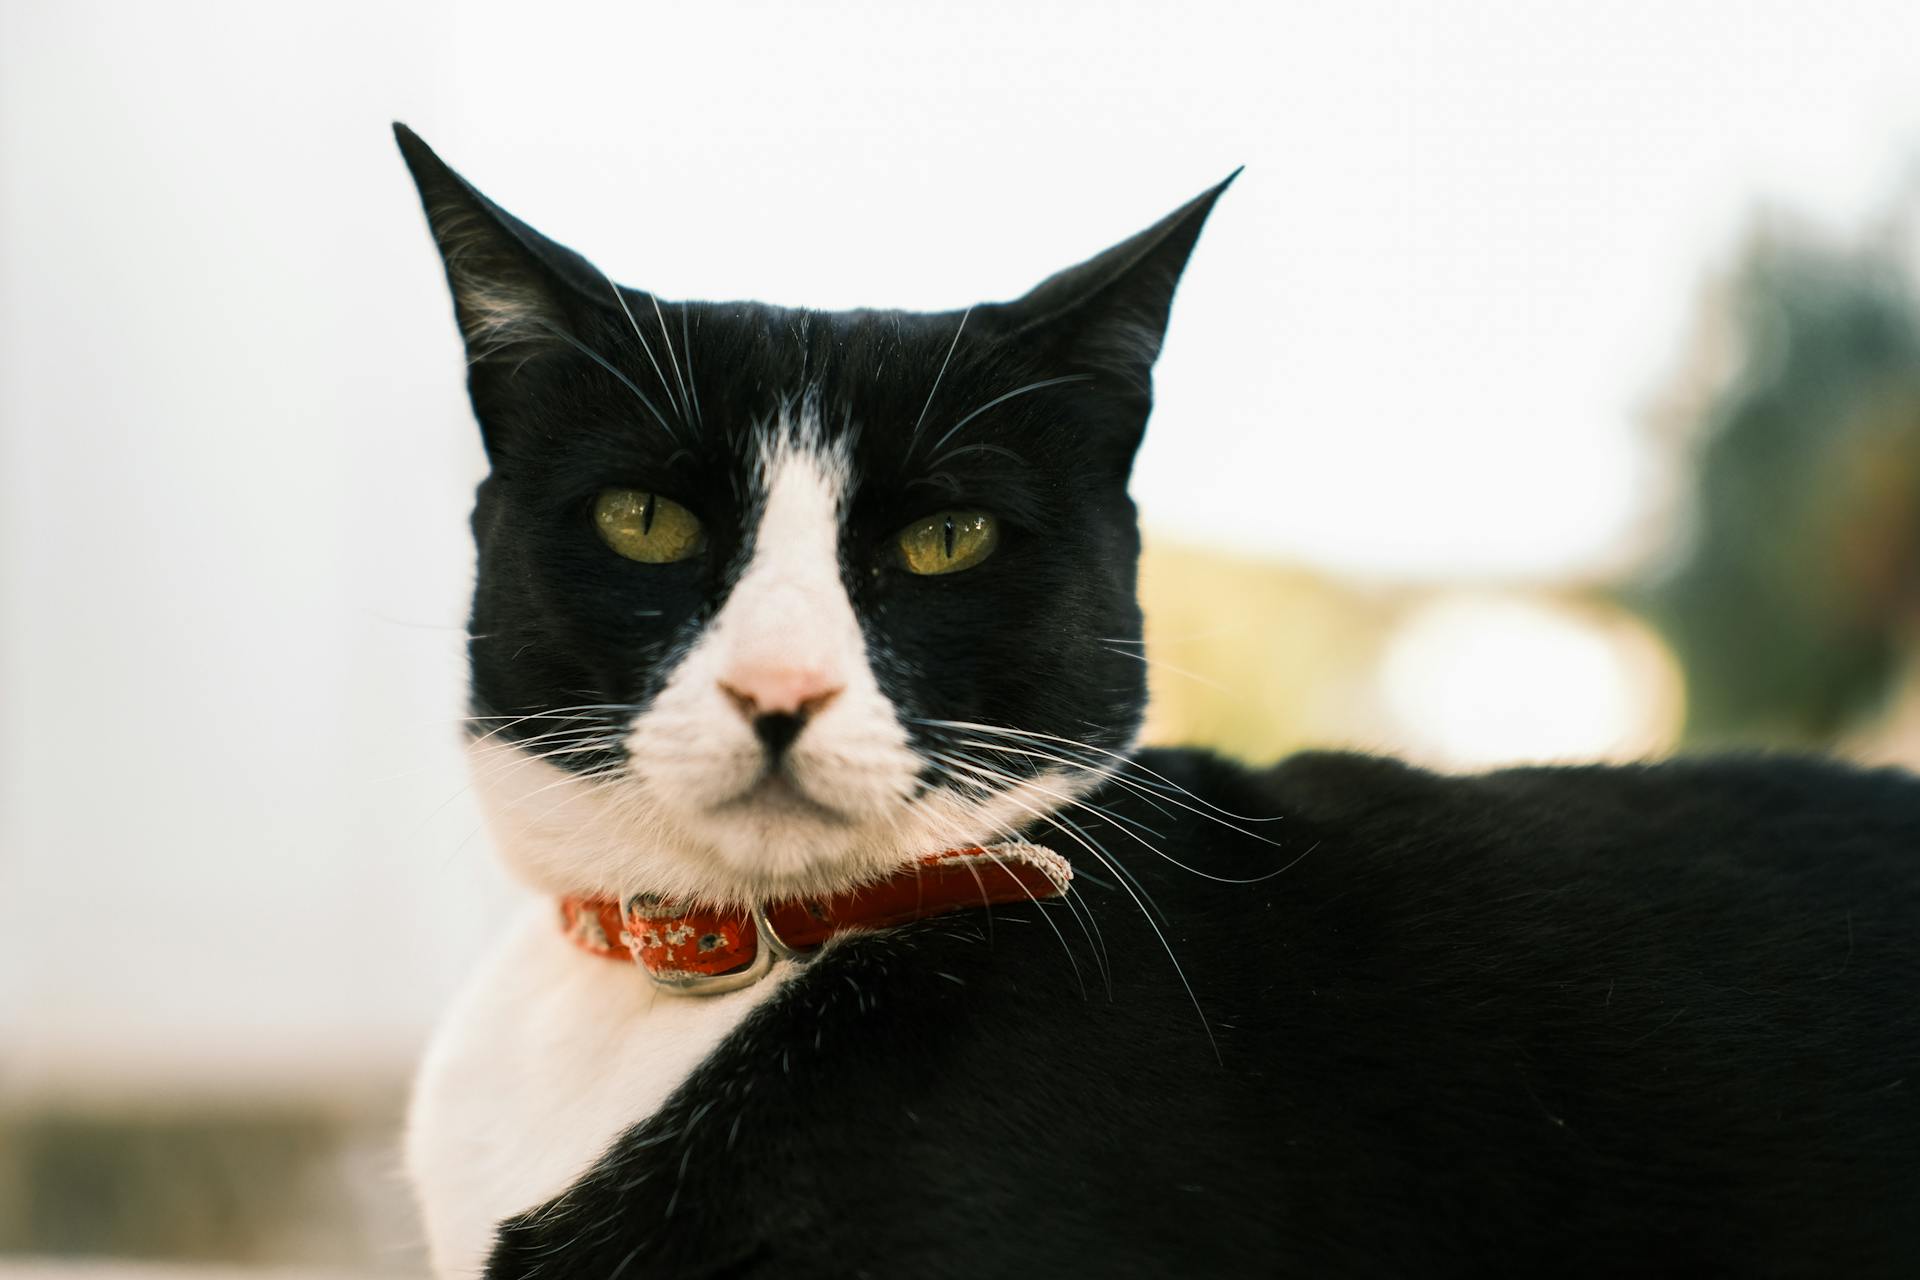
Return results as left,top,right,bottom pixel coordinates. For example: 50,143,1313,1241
630,904,805,997
620,892,776,997
754,903,808,964
642,931,774,995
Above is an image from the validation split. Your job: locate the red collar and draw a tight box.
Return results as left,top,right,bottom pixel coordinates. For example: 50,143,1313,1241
559,843,1073,995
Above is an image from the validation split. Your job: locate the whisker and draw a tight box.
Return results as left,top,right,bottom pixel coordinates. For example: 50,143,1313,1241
923,374,1093,457
588,268,687,436
931,742,1168,841
920,441,1033,472
1054,813,1218,1063
933,756,1113,974
1101,646,1235,695
1043,806,1147,932
957,760,1117,994
956,737,1292,853
465,704,641,747
914,718,1287,824
680,307,702,427
467,728,627,774
927,752,1212,1058
650,292,694,428
405,727,628,845
908,306,972,449
542,323,683,444
933,749,1292,887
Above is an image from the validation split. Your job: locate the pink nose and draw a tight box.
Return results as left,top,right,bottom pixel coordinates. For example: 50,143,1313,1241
717,665,844,721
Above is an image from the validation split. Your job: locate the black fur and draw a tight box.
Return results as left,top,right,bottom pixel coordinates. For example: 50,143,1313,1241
395,126,1920,1276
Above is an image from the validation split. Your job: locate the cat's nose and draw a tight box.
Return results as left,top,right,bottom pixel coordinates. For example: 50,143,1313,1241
718,668,843,754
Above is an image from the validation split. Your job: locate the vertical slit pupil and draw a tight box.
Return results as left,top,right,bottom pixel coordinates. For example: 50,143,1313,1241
642,493,657,534
943,514,955,558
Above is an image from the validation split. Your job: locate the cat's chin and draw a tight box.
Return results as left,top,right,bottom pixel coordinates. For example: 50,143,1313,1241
687,782,879,890
713,773,851,826
468,737,917,906
467,738,1095,910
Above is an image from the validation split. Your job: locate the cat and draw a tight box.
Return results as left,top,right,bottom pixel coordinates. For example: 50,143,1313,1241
393,123,1920,1278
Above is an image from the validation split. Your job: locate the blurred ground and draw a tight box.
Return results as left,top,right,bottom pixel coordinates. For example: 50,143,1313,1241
0,1266,385,1279
0,1101,422,1274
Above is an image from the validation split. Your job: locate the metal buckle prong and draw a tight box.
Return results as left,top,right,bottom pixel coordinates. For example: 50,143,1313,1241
754,905,808,964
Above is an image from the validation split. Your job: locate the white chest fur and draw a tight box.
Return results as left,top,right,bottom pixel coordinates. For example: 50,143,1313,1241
405,901,789,1277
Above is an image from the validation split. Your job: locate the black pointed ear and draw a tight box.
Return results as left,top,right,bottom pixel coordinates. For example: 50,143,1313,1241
991,171,1237,401
393,123,611,365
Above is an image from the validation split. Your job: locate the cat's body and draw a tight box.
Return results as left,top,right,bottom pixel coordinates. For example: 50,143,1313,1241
414,748,1920,1277
394,125,1920,1276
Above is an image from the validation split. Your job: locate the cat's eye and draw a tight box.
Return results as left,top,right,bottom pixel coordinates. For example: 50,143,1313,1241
593,489,706,564
895,510,1000,576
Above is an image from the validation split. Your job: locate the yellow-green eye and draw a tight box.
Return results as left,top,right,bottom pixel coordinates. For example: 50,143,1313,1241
593,489,705,564
896,510,1000,576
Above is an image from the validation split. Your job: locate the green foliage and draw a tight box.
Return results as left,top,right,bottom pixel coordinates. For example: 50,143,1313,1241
1639,226,1920,745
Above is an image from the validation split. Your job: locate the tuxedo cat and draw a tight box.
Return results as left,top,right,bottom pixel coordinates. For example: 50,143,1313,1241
394,124,1920,1277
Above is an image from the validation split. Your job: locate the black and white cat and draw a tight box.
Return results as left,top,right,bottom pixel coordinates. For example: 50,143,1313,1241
394,124,1920,1278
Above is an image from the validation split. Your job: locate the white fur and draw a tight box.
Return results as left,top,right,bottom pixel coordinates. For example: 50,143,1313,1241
408,416,1096,1274
407,903,793,1276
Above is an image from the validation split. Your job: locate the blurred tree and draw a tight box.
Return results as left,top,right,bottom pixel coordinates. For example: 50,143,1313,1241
1637,217,1920,746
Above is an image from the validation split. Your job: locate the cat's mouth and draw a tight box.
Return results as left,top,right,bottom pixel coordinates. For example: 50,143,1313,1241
715,771,849,824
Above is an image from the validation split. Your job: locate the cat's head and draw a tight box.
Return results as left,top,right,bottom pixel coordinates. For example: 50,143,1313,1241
396,125,1230,908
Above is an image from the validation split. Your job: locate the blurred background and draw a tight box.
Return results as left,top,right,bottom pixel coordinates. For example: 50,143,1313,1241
6,0,1920,1272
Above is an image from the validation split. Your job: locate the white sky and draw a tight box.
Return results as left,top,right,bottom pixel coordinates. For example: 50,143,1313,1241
5,0,1920,1092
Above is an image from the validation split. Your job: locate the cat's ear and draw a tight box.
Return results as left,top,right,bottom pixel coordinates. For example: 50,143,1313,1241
393,123,610,367
993,171,1237,392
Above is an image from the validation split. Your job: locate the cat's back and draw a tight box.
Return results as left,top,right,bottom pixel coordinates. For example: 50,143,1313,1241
1249,747,1920,961
1216,747,1920,1274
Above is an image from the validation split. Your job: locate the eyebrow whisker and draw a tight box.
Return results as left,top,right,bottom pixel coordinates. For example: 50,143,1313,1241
908,305,973,451
925,374,1093,456
593,264,690,434
651,291,694,428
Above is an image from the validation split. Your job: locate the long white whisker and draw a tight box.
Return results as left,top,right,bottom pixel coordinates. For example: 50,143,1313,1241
933,750,1295,887
915,718,1287,824
590,267,686,432
1043,805,1148,930
929,753,1215,1060
946,816,1086,1001
650,292,693,427
465,704,640,747
542,323,682,443
908,306,972,448
1101,646,1235,695
925,752,1112,994
960,738,1294,852
924,374,1094,457
680,306,702,427
933,743,1170,841
466,731,626,780
408,729,627,846
1048,822,1218,1062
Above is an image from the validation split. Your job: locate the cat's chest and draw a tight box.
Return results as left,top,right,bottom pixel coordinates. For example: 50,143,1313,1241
405,902,791,1277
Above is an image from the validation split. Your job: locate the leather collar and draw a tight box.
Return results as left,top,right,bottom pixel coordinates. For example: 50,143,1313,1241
559,843,1073,995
